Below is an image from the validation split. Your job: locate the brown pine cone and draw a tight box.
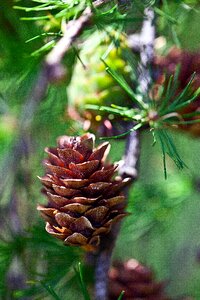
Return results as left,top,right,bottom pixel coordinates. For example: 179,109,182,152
37,133,130,251
108,259,170,300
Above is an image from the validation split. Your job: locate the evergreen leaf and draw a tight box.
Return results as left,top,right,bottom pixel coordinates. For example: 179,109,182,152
155,129,187,177
154,7,178,24
158,74,174,112
31,40,56,56
100,123,143,140
158,65,180,114
117,290,125,300
166,73,196,111
101,59,147,109
182,111,200,118
74,262,91,300
26,32,62,43
84,104,141,120
40,282,62,300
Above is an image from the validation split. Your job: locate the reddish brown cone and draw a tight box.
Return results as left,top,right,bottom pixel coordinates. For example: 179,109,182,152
37,133,130,251
154,48,200,136
108,259,170,300
154,47,200,91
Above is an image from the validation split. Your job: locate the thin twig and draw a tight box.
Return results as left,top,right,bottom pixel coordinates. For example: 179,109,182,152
128,7,155,94
138,7,155,94
119,130,140,179
94,132,140,300
45,0,112,82
94,249,113,300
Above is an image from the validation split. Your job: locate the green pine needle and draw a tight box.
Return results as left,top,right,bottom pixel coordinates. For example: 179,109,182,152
14,4,58,12
158,65,180,114
40,282,62,300
158,74,174,112
165,73,196,112
155,129,187,178
164,119,200,125
31,40,56,56
117,290,125,300
159,132,167,179
101,59,147,109
20,16,50,21
74,262,91,300
182,111,200,118
26,32,62,43
172,92,200,112
154,7,178,24
100,123,143,140
84,104,141,120
158,71,200,119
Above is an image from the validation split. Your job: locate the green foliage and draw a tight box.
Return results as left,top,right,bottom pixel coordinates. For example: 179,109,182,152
102,59,147,109
14,0,88,56
74,263,91,300
157,0,200,50
86,62,200,174
1,0,200,299
117,290,125,300
13,0,147,57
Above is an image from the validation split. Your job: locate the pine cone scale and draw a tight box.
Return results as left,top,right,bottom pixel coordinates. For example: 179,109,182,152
82,182,112,197
45,148,65,166
70,196,99,205
84,206,109,224
88,142,109,161
61,203,91,214
45,223,69,240
61,179,89,188
64,232,88,246
89,166,117,182
52,185,80,197
44,163,74,178
102,196,125,208
47,192,71,207
57,148,84,164
68,160,100,178
55,212,75,227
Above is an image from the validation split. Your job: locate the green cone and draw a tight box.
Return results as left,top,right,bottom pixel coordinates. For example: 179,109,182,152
67,30,133,132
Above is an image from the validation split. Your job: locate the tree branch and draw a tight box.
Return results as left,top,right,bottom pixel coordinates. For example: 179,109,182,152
138,7,155,94
128,7,155,94
118,130,140,180
94,7,155,300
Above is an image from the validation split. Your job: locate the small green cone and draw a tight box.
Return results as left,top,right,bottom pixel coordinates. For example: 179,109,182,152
67,30,134,135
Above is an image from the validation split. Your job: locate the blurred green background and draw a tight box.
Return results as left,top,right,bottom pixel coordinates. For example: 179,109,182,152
1,1,200,299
